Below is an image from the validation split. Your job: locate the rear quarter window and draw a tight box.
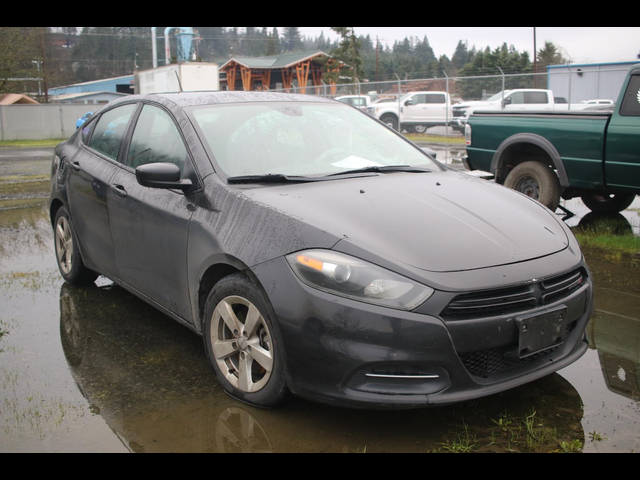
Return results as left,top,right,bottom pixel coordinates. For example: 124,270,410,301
620,75,640,117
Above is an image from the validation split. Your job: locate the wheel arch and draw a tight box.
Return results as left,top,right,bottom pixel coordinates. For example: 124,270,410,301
196,256,266,331
491,134,569,188
50,198,65,227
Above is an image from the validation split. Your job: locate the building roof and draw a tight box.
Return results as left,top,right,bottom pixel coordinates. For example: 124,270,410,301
220,51,331,71
51,91,129,102
0,94,39,105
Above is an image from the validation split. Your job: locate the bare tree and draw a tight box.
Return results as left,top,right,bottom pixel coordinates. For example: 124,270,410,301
0,28,41,94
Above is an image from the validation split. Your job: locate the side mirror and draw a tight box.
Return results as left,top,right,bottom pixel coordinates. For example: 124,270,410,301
405,100,413,107
136,163,193,192
503,97,513,107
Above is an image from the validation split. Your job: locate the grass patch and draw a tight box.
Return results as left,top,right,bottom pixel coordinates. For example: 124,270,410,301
404,134,466,145
0,139,65,148
574,233,640,259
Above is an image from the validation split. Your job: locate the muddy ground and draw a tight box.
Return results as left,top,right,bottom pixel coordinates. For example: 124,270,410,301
0,147,639,453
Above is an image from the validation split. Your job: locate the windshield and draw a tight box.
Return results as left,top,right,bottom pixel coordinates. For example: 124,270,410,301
190,102,440,178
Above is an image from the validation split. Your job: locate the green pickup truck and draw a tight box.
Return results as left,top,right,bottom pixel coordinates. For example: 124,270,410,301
465,64,640,213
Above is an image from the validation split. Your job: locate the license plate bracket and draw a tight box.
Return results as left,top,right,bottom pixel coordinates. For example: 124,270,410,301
517,306,568,359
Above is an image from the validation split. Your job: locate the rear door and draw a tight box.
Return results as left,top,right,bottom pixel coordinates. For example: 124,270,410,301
606,74,640,191
67,103,138,277
107,103,199,321
423,93,448,123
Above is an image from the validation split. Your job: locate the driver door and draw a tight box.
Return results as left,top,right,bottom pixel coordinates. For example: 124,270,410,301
107,104,199,322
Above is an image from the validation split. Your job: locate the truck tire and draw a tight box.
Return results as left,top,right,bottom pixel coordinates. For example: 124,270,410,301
380,115,399,131
504,162,562,211
581,193,636,214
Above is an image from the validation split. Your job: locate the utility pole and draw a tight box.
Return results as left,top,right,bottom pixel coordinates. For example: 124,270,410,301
376,36,380,84
39,27,49,103
533,27,538,89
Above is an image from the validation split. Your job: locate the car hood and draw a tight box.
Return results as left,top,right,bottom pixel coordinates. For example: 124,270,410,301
244,171,569,273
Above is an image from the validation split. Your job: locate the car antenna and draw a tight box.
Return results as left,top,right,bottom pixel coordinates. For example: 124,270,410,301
175,71,184,93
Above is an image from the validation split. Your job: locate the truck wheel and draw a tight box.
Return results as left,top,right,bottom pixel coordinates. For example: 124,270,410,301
581,194,636,214
413,125,428,134
381,115,399,131
504,162,562,211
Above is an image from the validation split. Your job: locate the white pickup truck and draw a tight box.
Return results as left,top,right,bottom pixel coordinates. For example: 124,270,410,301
453,89,577,130
365,91,453,133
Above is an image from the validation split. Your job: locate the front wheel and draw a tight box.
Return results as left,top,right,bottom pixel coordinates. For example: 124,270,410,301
504,162,562,211
581,193,636,214
380,115,399,131
203,274,288,408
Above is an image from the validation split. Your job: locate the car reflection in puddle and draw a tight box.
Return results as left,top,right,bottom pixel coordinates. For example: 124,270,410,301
56,280,590,453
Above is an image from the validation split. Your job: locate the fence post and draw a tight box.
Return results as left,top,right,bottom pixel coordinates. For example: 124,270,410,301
0,106,5,142
395,74,402,130
567,66,573,110
443,71,450,138
498,67,506,109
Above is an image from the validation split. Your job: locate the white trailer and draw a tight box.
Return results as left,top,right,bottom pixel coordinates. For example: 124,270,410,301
135,63,220,95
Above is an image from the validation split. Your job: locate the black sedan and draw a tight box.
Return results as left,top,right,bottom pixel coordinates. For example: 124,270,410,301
50,92,594,409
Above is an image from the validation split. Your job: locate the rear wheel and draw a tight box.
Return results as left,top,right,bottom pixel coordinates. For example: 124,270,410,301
504,162,562,211
581,193,636,214
54,207,99,286
203,274,288,408
413,125,428,134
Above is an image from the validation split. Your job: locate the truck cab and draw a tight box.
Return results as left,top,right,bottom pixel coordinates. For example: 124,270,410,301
465,64,640,214
367,91,453,133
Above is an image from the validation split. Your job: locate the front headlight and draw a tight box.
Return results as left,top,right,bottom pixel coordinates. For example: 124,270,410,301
286,250,434,311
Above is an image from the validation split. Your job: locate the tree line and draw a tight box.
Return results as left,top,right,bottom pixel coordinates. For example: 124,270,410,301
1,27,569,101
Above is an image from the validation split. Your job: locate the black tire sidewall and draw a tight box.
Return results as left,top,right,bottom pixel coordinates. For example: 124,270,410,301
504,162,562,211
581,194,637,214
54,207,98,286
203,273,288,408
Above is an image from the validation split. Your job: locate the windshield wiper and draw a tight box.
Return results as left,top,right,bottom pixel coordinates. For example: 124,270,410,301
326,165,433,177
227,174,321,184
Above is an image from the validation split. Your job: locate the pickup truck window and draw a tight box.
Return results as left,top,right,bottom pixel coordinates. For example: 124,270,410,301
620,75,640,117
526,92,549,104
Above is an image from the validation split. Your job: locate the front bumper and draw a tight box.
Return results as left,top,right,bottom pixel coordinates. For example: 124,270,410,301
251,257,593,410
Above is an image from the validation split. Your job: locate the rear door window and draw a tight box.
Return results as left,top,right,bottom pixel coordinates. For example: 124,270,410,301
88,104,137,162
620,75,640,116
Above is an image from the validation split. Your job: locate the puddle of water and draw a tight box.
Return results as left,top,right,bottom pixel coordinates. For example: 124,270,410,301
0,168,638,452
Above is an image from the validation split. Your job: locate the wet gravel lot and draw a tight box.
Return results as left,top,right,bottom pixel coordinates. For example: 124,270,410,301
1,147,639,453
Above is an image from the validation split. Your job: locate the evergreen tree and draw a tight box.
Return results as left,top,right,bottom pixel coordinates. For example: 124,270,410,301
283,27,302,52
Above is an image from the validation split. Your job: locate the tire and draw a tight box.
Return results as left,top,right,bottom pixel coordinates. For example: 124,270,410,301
581,193,636,214
380,115,399,131
203,273,288,409
413,125,428,134
504,161,562,211
54,207,99,286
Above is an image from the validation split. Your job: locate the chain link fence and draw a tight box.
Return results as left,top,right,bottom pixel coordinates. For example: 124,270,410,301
269,66,632,137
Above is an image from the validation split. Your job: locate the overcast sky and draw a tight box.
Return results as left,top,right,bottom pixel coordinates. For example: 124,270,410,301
294,27,640,64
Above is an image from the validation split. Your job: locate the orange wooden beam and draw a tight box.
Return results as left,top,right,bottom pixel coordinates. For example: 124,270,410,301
295,60,311,94
240,66,253,91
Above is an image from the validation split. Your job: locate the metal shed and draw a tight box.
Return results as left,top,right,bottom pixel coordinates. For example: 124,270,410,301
548,61,638,104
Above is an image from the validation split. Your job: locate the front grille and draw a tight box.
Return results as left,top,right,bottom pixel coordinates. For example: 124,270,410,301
460,321,578,378
441,268,587,321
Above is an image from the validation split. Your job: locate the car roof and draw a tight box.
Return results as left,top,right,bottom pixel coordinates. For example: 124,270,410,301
110,91,336,109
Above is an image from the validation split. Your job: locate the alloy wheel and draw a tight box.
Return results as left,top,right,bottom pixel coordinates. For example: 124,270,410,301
210,296,274,394
55,216,74,275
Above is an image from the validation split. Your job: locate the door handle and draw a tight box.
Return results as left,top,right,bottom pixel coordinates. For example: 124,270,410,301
110,184,128,198
71,161,81,172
